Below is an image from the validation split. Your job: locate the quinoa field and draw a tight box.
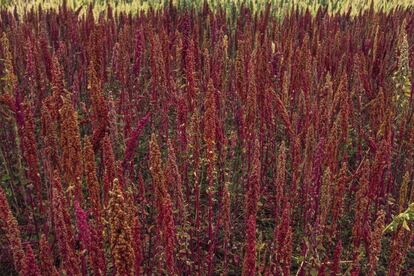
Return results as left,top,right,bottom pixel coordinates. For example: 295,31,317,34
1,0,414,275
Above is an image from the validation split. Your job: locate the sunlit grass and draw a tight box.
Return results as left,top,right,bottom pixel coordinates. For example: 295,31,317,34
2,0,414,18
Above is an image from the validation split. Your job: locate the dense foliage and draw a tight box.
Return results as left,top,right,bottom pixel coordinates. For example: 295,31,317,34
1,1,414,275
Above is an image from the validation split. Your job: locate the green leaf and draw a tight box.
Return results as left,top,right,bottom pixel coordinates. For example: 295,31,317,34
402,220,410,231
310,268,318,276
384,203,414,233
1,174,11,182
